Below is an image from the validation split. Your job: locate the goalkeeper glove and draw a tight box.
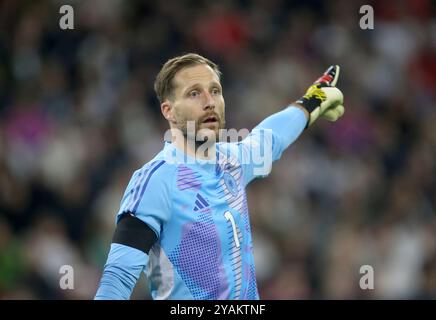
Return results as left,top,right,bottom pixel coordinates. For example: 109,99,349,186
295,65,345,127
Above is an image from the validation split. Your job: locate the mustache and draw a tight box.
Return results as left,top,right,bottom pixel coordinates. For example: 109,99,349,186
201,113,221,122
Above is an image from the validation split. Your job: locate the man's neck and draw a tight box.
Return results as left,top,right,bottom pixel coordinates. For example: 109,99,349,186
171,136,216,161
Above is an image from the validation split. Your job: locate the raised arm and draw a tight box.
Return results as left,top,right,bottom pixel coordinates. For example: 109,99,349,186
234,65,345,186
258,64,344,151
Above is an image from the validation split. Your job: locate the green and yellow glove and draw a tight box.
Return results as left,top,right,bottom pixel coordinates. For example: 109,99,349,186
295,65,345,127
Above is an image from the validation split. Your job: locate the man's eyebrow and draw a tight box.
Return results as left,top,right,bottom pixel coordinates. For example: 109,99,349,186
210,81,222,89
183,83,201,93
183,82,222,93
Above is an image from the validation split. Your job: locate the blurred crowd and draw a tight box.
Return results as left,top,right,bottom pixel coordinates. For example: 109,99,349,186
0,0,435,299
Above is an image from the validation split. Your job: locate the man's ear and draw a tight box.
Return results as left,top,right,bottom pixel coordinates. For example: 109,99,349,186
161,100,175,123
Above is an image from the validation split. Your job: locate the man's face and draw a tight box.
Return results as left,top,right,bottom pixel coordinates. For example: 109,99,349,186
168,64,225,140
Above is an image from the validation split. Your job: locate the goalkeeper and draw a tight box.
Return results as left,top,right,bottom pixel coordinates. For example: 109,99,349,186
95,53,344,300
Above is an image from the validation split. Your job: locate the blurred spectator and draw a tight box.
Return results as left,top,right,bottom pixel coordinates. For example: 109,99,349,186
0,0,434,299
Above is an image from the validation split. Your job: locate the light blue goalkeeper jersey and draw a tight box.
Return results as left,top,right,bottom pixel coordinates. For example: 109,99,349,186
95,106,307,300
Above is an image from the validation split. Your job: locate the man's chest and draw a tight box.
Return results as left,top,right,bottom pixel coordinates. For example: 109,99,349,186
160,163,248,249
174,162,245,216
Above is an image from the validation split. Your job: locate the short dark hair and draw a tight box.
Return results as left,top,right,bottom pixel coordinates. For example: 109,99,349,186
154,53,222,103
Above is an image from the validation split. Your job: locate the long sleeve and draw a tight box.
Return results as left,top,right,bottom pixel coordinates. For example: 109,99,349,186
221,105,308,186
95,243,149,300
255,105,308,154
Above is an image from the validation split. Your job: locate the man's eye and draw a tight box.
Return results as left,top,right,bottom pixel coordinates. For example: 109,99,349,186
212,88,221,95
189,91,199,98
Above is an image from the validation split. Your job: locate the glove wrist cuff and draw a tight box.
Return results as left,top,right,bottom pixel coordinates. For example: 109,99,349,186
295,97,321,113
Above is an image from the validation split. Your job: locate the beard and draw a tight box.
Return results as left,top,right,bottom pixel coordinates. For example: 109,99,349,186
175,114,226,144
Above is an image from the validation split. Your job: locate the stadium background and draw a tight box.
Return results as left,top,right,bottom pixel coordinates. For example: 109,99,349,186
0,0,435,299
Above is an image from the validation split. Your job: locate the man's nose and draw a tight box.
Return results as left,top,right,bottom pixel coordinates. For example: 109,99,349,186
203,91,215,110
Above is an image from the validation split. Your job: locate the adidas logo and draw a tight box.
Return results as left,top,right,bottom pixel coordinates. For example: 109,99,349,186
194,193,209,211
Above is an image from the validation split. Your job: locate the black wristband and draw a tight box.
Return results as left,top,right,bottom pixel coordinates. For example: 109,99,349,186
296,96,321,113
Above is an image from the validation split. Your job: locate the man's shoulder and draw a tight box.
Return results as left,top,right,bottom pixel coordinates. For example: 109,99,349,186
134,156,178,181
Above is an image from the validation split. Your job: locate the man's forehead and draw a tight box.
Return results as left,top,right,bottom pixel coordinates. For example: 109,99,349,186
174,64,220,88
